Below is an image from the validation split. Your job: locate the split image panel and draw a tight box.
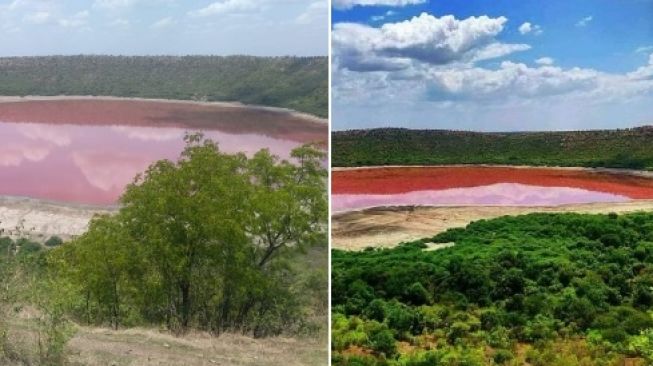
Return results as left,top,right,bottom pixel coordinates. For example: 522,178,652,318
331,0,653,365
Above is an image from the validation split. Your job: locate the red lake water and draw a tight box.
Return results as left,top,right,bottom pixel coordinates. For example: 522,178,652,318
0,99,326,205
332,167,653,212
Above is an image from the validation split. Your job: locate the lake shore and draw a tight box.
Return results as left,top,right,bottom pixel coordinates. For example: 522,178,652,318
332,200,653,250
0,196,116,241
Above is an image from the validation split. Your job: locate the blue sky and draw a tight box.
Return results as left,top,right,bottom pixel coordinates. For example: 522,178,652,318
0,0,328,56
332,0,653,131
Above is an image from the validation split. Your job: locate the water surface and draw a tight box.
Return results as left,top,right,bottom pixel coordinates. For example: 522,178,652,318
0,99,326,205
332,167,653,212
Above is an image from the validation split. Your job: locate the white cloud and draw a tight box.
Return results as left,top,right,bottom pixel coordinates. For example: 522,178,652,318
576,15,593,27
23,11,50,24
188,0,256,17
535,57,554,65
636,46,653,54
628,53,653,81
332,12,653,123
58,10,89,28
296,1,327,25
150,16,175,29
473,43,531,62
333,13,527,71
518,21,542,35
93,0,137,9
108,18,130,28
371,10,397,22
333,0,425,10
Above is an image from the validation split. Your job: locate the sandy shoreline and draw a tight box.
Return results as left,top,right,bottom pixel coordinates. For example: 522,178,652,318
0,196,116,241
0,95,327,125
332,200,653,250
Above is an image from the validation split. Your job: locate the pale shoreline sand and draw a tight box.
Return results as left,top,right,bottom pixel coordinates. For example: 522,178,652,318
332,200,653,251
0,196,116,241
0,95,328,125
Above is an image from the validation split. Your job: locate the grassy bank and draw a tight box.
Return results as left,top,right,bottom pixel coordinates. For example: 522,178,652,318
332,127,653,169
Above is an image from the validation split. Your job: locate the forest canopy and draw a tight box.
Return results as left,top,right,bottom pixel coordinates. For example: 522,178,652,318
0,55,328,117
332,212,653,365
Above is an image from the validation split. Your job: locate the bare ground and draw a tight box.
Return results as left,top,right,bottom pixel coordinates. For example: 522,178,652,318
4,319,326,366
0,196,115,241
332,200,653,250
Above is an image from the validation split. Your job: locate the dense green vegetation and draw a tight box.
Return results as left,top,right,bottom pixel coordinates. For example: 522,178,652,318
332,212,653,365
1,134,327,365
332,127,653,169
0,55,328,117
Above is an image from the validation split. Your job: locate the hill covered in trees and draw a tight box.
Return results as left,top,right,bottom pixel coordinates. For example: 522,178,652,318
332,212,653,365
332,127,653,169
0,55,328,117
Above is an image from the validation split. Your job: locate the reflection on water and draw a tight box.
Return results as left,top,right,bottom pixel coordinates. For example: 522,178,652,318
0,121,304,205
332,183,630,212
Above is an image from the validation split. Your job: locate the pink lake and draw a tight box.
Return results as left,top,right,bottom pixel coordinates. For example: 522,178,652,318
0,100,326,205
332,183,630,212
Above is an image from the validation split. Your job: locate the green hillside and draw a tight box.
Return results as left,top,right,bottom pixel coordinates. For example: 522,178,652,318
332,212,653,365
0,55,328,117
332,127,653,169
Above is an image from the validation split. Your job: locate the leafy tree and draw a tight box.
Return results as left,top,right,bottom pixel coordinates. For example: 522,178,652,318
53,134,326,336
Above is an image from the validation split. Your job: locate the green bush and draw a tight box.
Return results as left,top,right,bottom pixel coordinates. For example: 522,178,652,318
44,236,63,248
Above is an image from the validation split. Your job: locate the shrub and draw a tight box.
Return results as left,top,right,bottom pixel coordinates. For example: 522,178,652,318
369,329,396,357
44,236,63,247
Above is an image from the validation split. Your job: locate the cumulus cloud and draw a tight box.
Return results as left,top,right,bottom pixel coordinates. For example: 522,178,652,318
332,13,653,118
628,53,653,81
333,13,529,72
518,22,542,35
422,62,601,101
188,0,256,17
535,57,554,65
333,0,425,10
576,15,593,27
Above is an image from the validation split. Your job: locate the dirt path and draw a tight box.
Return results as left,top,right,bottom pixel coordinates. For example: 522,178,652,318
4,319,326,366
0,196,114,241
65,327,326,366
332,200,653,250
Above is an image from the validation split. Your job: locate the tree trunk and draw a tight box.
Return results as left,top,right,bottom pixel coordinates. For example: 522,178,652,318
180,281,191,329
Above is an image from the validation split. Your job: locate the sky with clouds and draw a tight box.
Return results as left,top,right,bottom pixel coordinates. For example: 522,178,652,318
0,0,327,56
332,0,653,131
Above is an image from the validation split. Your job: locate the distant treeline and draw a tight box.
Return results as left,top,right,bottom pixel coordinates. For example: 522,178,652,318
0,55,328,117
332,127,653,169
